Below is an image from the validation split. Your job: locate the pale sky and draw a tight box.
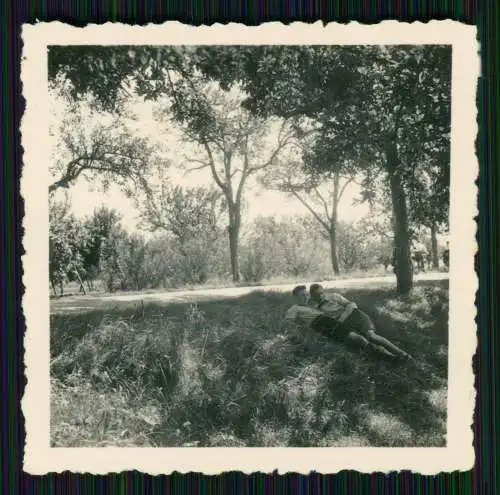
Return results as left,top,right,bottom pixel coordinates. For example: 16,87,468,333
50,90,370,233
59,176,368,233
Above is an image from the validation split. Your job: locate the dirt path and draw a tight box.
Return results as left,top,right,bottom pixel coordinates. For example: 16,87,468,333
51,272,448,314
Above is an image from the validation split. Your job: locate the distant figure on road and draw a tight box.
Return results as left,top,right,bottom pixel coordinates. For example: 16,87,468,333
411,241,428,273
380,255,392,272
426,251,433,271
285,285,412,361
442,243,450,270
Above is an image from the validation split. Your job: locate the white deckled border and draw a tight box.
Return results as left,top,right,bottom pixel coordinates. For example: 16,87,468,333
21,20,478,475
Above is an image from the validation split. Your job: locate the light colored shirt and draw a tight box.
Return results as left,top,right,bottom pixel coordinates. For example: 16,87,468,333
412,242,427,254
313,293,357,323
285,304,324,326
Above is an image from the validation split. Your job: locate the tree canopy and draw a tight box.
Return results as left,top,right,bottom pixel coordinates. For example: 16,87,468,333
193,45,451,215
49,87,164,195
49,44,451,292
193,44,451,292
49,46,295,282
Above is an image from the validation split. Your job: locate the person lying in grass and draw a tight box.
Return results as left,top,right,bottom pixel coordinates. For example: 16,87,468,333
285,285,412,361
309,283,414,360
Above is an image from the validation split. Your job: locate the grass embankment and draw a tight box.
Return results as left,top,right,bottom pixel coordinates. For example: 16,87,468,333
50,280,448,447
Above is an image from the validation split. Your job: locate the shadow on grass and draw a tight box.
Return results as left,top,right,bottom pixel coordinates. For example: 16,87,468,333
50,280,448,447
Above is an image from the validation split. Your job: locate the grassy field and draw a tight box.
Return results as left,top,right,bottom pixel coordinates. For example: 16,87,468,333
50,280,448,447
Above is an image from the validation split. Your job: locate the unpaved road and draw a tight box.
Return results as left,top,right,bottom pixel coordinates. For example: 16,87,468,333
51,272,448,314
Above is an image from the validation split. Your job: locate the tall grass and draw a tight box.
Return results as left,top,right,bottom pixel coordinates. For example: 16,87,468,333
50,281,449,447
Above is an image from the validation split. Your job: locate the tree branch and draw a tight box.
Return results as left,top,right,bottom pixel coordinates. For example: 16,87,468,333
184,163,208,174
49,158,86,193
337,176,354,203
291,191,330,233
234,132,253,206
236,169,249,207
250,120,293,172
312,187,331,224
230,168,243,179
164,68,182,109
184,156,211,175
202,141,227,194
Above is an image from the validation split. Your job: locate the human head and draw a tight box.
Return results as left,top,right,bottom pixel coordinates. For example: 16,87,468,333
309,283,325,301
291,285,308,305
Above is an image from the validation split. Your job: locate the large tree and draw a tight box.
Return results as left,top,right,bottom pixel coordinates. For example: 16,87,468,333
160,86,294,282
49,46,293,282
194,45,451,293
360,157,447,270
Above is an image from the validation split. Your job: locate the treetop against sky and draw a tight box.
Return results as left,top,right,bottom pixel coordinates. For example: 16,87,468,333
51,162,369,234
49,85,370,233
48,44,449,245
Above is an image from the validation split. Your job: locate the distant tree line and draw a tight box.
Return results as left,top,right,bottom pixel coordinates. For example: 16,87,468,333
49,192,446,296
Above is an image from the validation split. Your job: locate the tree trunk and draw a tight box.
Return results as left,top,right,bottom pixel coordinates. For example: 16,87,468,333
430,223,439,269
107,274,114,293
329,228,340,275
228,225,240,283
74,269,86,295
227,206,241,283
387,144,413,294
330,174,341,275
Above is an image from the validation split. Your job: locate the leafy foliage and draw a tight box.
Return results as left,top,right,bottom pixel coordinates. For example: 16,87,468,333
196,44,451,293
49,91,161,195
49,197,88,295
81,207,123,283
140,183,224,285
240,216,331,283
50,198,446,296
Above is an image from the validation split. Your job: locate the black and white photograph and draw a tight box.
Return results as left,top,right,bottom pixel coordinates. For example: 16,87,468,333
22,22,477,474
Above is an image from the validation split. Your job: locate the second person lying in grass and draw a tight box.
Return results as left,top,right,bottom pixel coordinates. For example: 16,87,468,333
284,284,413,361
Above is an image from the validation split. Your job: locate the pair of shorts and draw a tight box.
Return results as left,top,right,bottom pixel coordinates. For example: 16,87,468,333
342,308,376,337
311,315,352,342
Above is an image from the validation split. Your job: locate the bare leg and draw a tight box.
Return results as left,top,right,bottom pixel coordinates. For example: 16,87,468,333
347,332,396,358
370,342,397,357
346,332,369,348
366,330,410,358
348,310,401,358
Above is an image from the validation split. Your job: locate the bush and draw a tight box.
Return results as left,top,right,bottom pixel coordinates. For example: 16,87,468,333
240,247,266,283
